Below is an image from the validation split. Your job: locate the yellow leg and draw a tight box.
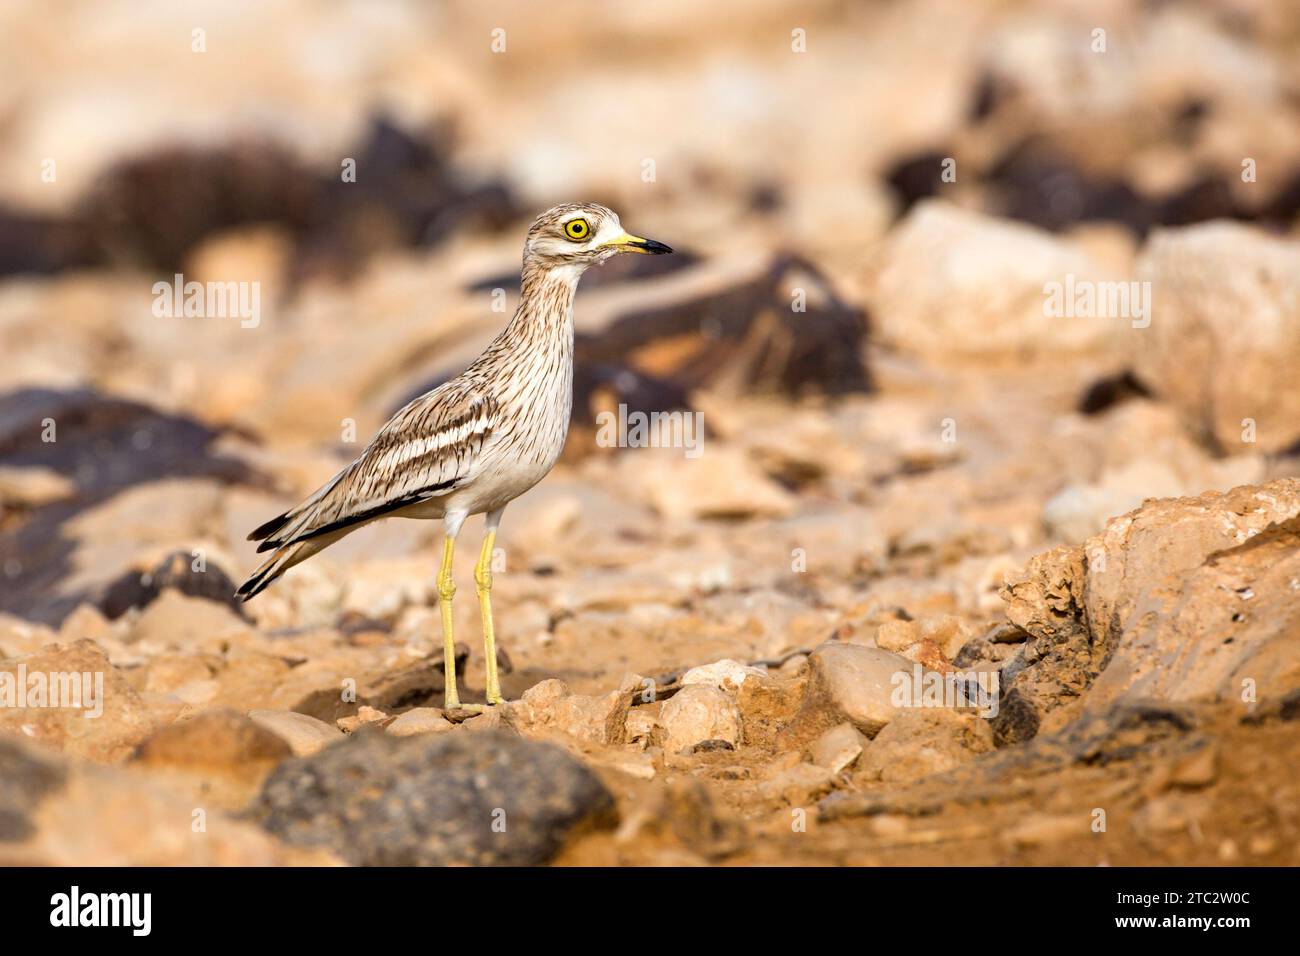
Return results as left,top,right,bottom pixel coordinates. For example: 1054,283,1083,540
475,528,503,705
436,536,461,709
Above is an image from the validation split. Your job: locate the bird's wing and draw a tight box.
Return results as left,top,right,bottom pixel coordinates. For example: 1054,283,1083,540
250,383,499,552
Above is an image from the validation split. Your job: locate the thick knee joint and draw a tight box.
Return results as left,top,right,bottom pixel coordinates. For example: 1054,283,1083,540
436,536,458,604
474,563,492,592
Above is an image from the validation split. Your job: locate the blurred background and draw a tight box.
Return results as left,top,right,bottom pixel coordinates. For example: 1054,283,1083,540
2,0,1300,866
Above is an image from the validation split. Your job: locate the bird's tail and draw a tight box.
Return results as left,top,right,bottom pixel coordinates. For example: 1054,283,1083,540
235,540,323,602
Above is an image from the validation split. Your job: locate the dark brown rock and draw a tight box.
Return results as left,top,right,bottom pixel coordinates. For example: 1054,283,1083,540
256,729,616,866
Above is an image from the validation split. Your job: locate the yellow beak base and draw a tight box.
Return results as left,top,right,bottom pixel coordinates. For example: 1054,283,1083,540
605,232,673,255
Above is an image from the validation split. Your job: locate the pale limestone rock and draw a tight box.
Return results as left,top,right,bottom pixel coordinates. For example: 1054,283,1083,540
0,736,336,866
802,642,916,737
809,722,867,774
126,590,249,648
1134,223,1300,453
760,761,838,805
248,709,344,756
507,676,634,746
57,603,114,644
0,465,75,507
619,446,795,521
1043,456,1264,543
681,658,767,694
921,616,976,661
0,615,57,659
134,709,290,768
336,705,392,733
625,709,659,750
0,640,155,763
874,619,920,652
857,708,994,785
660,685,743,754
386,708,454,737
867,200,1122,357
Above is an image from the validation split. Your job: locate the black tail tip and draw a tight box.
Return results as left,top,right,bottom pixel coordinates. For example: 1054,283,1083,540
233,579,260,602
248,511,291,543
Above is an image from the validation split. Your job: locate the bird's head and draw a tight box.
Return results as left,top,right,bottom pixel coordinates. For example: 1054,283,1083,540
523,202,672,274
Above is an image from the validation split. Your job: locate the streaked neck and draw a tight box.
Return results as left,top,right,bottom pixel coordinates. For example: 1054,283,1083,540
512,259,583,335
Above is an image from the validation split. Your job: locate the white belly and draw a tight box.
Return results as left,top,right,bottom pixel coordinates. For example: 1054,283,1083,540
444,359,572,518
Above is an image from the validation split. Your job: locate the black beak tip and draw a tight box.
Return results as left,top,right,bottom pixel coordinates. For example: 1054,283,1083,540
635,238,673,255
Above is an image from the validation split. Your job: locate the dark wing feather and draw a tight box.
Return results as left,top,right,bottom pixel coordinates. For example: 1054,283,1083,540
250,383,498,553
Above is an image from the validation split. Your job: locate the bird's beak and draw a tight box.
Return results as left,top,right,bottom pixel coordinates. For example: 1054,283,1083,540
604,232,673,255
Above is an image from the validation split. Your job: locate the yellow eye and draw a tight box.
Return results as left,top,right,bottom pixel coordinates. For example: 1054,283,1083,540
564,218,590,241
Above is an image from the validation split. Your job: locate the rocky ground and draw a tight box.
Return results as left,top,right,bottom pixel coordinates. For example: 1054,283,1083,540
2,0,1300,866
